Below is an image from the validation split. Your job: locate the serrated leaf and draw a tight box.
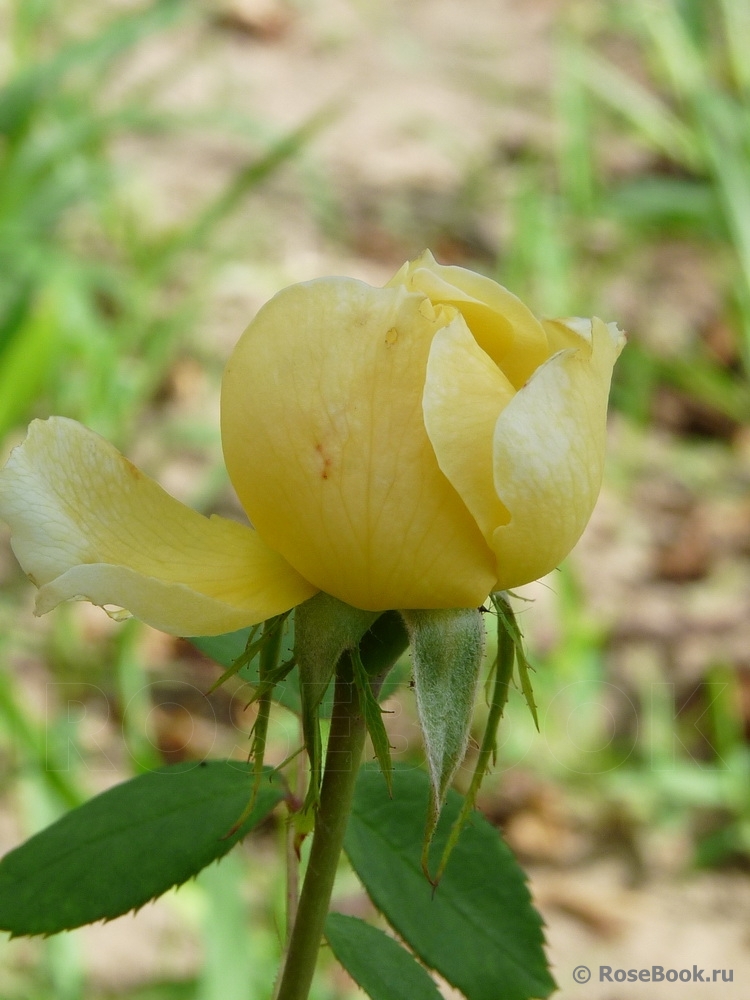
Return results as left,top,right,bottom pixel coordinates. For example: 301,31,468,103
0,761,284,936
325,913,442,1000
345,767,556,1000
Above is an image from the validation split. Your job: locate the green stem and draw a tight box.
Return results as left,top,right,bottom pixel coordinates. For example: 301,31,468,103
275,661,367,1000
275,611,408,1000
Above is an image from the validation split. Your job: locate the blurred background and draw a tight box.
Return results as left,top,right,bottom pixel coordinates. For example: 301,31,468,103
0,0,749,997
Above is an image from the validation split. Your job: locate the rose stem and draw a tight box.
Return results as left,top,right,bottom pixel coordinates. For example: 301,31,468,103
274,613,407,1000
274,660,365,1000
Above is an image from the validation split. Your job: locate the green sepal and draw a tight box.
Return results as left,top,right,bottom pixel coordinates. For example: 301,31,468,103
352,647,393,795
227,616,286,838
295,593,379,708
433,594,516,883
400,608,484,881
493,591,539,729
244,655,296,707
431,593,537,883
203,622,264,694
202,613,292,696
294,593,379,810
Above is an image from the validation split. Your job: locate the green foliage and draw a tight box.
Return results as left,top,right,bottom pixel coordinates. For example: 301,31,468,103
0,668,84,811
345,766,556,1000
0,0,186,441
560,0,750,419
3,0,749,995
196,855,256,1000
0,0,322,446
0,761,284,936
325,914,442,1000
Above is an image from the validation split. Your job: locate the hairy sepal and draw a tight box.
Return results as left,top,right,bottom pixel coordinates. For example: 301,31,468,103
294,593,379,808
401,607,484,879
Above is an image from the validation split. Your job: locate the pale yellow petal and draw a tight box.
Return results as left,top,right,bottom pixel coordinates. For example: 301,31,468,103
0,417,316,635
423,316,514,541
387,250,550,387
221,278,496,611
491,318,625,589
542,317,594,353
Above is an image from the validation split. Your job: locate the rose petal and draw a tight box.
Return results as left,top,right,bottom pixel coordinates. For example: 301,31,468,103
388,250,550,387
221,278,496,611
0,417,316,635
491,318,626,589
423,316,514,542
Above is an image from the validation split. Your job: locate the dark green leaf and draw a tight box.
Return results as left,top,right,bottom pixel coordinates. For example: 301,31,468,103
345,767,555,1000
325,913,442,1000
0,761,283,936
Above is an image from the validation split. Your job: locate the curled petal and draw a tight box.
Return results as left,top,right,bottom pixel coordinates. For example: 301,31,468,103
0,418,316,635
491,318,626,589
423,316,513,542
222,278,496,611
388,250,550,387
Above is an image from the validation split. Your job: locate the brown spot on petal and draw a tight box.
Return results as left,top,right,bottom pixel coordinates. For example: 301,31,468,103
314,442,333,480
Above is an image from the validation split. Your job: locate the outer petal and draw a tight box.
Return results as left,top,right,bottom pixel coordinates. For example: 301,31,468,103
221,278,496,611
491,318,626,589
388,250,550,387
0,417,316,635
423,317,514,542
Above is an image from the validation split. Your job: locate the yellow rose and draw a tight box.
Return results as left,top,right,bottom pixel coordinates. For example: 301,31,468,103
0,251,624,634
222,250,625,610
